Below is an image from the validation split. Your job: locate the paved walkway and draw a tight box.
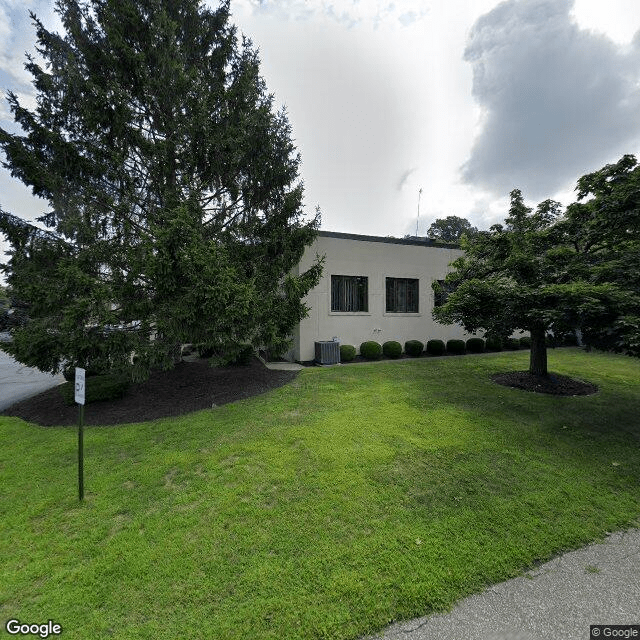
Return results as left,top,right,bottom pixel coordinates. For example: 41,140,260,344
365,528,640,640
0,349,65,411
263,361,305,371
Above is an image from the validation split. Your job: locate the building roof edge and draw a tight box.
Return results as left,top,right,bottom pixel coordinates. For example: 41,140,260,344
316,230,460,249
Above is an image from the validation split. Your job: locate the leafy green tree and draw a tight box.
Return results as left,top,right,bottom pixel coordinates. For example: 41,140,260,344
432,190,622,376
0,0,322,379
562,155,640,356
427,215,478,243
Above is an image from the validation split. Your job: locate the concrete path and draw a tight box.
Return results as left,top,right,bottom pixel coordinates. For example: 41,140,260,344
0,349,65,411
263,361,305,371
365,528,640,640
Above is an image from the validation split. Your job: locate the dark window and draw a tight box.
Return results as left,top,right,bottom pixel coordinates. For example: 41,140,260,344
433,279,452,307
386,278,419,313
331,275,368,312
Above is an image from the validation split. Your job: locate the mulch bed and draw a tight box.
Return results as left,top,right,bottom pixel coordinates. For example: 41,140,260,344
491,371,598,396
3,354,598,428
1,358,298,427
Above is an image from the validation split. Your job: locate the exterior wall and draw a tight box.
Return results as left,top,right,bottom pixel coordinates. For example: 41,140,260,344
289,232,479,362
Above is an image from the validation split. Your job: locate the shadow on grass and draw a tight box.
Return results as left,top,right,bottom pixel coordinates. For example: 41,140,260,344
373,350,640,510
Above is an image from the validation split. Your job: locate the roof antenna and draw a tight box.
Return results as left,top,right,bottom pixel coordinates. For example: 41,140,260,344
415,187,422,237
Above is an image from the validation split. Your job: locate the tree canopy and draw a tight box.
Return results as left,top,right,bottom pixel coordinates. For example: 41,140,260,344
432,178,632,376
562,155,640,356
0,0,322,379
427,215,478,243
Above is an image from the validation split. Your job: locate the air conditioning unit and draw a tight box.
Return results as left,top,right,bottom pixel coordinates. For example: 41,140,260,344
315,340,340,365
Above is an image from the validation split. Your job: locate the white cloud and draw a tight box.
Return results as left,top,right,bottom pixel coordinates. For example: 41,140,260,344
461,0,640,199
0,3,31,88
3,0,640,266
571,0,640,44
0,0,63,104
232,0,429,29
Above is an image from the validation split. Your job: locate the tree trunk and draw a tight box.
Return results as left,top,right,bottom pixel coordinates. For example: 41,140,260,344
529,324,548,376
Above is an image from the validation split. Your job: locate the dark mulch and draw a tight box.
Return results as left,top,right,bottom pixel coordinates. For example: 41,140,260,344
491,371,598,396
1,358,299,427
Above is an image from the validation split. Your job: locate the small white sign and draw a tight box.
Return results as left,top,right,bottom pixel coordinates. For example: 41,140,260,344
75,367,86,405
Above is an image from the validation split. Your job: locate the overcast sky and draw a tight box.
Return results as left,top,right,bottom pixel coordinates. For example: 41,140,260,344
2,0,640,259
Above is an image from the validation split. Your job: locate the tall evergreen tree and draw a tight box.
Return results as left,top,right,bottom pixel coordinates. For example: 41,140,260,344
0,0,322,379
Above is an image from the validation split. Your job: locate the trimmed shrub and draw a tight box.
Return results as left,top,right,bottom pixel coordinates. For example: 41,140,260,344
545,334,557,348
485,336,503,351
62,365,76,382
197,343,216,358
519,336,531,349
340,344,356,362
360,341,383,360
426,339,445,356
59,373,130,406
230,344,254,366
215,343,254,366
446,339,466,355
561,332,579,346
382,340,403,359
504,337,521,350
198,343,254,365
465,338,485,353
404,340,424,357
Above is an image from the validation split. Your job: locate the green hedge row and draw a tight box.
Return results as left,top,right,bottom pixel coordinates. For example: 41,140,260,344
340,344,357,362
427,339,445,356
405,340,424,357
337,335,534,362
485,336,533,351
466,338,485,353
382,341,402,359
446,339,465,355
360,341,383,360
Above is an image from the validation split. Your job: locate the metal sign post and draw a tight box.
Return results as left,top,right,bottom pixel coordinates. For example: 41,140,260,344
75,368,85,501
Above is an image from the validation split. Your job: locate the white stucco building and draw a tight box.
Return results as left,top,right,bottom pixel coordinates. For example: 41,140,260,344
287,230,479,362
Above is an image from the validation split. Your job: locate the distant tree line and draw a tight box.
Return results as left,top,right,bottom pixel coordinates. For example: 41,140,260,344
426,215,479,243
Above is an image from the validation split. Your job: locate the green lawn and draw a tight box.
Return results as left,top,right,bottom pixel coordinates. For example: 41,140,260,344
1,348,639,639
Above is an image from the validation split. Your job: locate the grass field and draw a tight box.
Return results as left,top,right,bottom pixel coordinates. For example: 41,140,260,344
1,348,639,639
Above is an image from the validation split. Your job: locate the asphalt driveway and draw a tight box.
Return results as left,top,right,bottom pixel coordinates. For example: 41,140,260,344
0,348,65,411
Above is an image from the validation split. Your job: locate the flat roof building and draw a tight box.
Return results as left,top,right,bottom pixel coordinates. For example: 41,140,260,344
288,230,476,362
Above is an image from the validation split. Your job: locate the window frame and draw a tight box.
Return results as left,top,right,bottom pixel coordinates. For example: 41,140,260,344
384,277,420,314
330,274,369,314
